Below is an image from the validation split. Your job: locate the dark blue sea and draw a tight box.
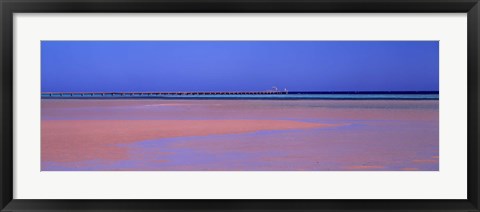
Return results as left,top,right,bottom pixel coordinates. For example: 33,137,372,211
41,93,439,100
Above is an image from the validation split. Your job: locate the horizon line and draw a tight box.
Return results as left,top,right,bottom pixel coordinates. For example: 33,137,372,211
41,91,439,94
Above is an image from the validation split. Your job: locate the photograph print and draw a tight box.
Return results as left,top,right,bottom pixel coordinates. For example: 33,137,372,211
41,41,439,171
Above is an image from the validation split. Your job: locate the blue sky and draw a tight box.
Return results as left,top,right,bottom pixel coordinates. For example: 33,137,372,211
41,41,439,92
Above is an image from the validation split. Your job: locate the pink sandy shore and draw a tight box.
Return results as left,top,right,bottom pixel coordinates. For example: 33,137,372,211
42,120,337,163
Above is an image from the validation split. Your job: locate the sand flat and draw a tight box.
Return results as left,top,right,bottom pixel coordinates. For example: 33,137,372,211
41,99,439,171
42,119,335,163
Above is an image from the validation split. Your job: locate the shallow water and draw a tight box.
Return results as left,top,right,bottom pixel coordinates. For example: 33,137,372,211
41,99,439,171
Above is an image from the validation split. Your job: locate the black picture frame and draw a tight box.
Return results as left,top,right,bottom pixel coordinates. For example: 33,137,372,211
1,0,479,211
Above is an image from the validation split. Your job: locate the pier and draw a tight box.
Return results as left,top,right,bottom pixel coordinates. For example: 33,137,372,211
41,91,288,97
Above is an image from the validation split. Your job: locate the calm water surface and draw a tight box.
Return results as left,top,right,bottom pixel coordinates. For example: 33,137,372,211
41,99,439,171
